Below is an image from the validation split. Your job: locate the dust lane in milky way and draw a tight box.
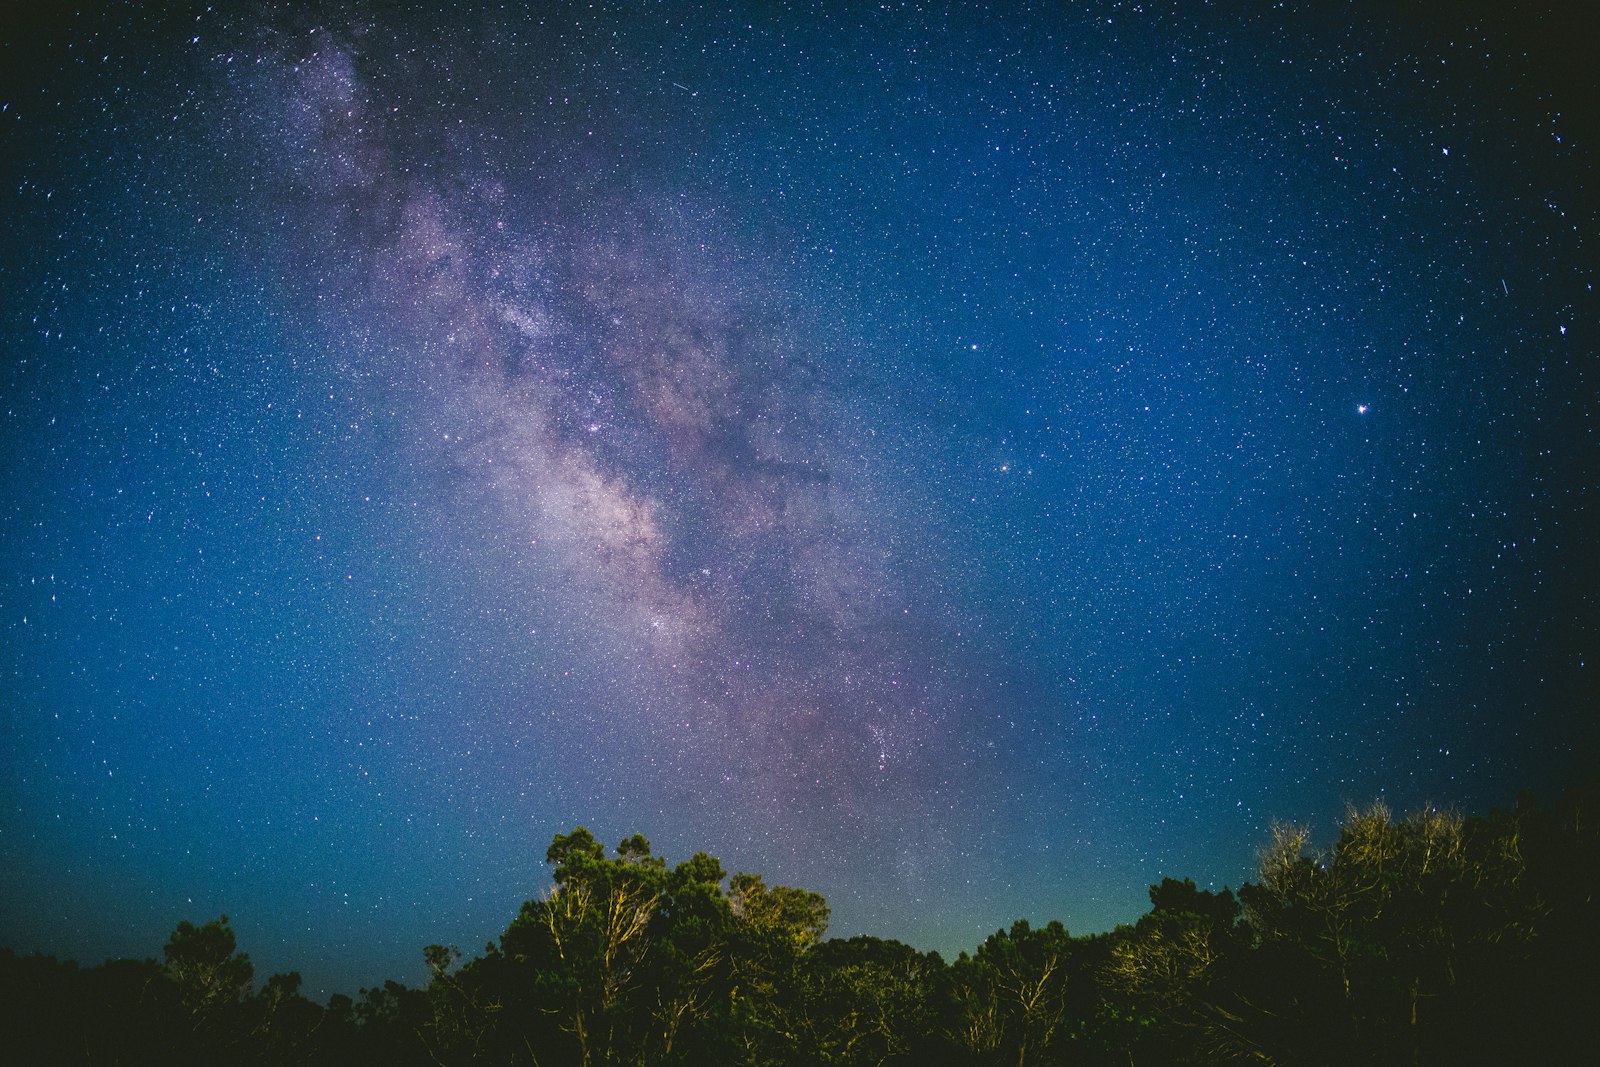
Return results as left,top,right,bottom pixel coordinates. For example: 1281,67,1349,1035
228,18,1013,867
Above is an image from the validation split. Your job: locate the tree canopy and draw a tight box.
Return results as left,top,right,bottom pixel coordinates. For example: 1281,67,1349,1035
3,782,1597,1065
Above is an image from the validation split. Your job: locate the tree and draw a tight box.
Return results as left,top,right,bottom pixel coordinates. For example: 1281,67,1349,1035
1233,802,1542,1066
352,979,434,1065
250,970,323,1065
643,852,736,1064
728,874,829,953
724,872,831,1064
946,920,1073,1067
163,914,254,1019
548,827,607,884
796,937,942,1066
497,828,668,1066
1105,879,1254,1064
420,943,506,1065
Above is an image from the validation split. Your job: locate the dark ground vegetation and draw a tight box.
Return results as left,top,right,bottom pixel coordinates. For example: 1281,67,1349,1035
4,782,1597,1065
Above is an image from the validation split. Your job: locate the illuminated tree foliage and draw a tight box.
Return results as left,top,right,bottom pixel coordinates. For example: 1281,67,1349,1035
2,784,1597,1065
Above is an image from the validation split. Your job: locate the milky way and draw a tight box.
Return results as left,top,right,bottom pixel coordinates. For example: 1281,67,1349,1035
221,13,1013,866
3,2,1595,995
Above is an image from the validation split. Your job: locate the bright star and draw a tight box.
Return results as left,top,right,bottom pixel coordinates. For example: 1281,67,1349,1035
1357,404,1369,415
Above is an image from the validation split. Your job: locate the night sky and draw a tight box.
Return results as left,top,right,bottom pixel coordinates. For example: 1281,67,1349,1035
3,1,1596,998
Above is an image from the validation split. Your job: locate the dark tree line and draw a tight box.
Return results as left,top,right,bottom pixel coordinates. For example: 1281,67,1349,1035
4,783,1597,1065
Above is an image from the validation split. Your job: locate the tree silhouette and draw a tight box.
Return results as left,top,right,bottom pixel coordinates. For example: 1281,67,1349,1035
163,914,254,1018
4,781,1598,1066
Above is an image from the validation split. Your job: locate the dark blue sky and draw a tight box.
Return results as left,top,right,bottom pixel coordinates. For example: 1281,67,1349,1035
4,1,1595,997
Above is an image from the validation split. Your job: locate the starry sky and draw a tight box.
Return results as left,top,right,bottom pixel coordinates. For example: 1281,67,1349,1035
3,1,1596,998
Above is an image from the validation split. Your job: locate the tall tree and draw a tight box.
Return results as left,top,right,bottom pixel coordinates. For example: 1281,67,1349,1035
498,829,670,1066
795,936,942,1066
946,920,1073,1067
163,915,254,1019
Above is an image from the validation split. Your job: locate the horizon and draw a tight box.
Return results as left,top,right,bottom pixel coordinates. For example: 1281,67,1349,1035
1,783,1575,1001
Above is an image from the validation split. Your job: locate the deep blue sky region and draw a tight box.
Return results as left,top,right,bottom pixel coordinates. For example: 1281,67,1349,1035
3,1,1596,997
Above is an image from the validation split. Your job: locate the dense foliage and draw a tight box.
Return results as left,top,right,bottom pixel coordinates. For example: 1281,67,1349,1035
5,785,1596,1065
